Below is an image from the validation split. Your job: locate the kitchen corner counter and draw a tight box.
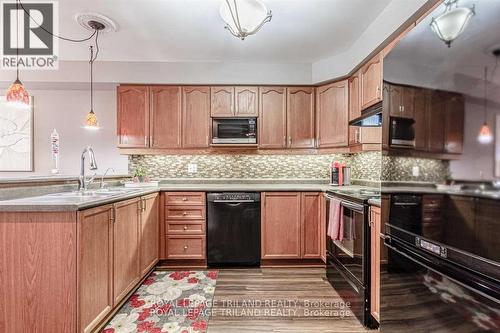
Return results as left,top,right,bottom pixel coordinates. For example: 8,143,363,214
0,181,333,212
368,198,381,207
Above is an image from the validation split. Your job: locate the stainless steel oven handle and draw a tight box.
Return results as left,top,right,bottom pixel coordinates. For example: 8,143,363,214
341,201,364,212
212,200,255,203
393,202,419,206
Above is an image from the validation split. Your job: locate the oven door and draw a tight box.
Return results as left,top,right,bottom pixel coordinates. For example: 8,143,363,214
212,118,257,144
327,199,366,285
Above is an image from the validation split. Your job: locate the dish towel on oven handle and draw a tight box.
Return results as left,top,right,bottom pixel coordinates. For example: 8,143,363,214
327,198,344,241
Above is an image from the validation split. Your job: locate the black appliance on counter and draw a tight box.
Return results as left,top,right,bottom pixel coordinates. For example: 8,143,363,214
382,194,500,331
325,188,380,328
207,192,261,266
390,117,415,148
212,118,257,144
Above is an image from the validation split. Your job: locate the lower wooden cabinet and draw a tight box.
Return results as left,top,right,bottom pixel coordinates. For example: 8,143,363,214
139,193,160,276
261,192,323,259
78,205,114,333
369,205,381,323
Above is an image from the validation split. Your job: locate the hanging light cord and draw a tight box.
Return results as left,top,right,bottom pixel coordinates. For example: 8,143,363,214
15,0,19,81
89,30,100,113
17,0,96,42
484,66,488,123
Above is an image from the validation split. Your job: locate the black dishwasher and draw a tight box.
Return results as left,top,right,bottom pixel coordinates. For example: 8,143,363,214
207,192,261,267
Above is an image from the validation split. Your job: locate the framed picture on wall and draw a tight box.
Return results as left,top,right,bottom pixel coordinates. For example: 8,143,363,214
0,96,34,171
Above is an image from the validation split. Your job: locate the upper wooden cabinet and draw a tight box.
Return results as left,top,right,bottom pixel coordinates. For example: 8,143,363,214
287,87,315,148
150,86,182,148
387,84,415,119
211,86,259,117
235,87,259,117
211,86,234,117
444,93,465,154
316,80,349,148
349,71,361,121
182,86,211,148
427,90,447,153
413,88,428,151
360,52,383,110
259,87,287,148
117,85,150,148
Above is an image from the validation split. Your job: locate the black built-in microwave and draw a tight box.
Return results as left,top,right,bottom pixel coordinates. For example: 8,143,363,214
212,118,257,144
390,117,415,148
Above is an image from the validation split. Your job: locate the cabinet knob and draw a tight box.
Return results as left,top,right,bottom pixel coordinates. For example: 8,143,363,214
183,245,188,251
183,225,188,230
182,197,188,201
182,212,187,216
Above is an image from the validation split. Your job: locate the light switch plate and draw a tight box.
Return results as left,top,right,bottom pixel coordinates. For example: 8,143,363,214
412,166,420,177
187,163,198,174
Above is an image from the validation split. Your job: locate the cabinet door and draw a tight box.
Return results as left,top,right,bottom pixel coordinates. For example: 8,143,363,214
78,205,113,333
261,192,301,259
287,87,315,148
370,206,381,323
349,71,361,121
427,90,446,153
387,83,403,118
150,86,182,148
316,80,349,148
475,199,500,262
444,93,464,154
414,88,428,151
117,85,150,148
182,86,211,148
259,87,287,148
113,198,140,305
139,194,159,277
235,86,258,117
211,86,234,117
301,192,321,258
361,53,382,110
401,86,415,118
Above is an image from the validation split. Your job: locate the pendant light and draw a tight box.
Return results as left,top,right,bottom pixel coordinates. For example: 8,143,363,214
6,0,29,108
430,0,475,47
478,67,493,144
219,0,272,40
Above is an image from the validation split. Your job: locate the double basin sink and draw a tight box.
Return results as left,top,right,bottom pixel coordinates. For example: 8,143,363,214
42,187,143,200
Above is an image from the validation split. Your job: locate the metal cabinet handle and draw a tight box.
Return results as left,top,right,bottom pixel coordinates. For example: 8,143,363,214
144,136,148,146
182,212,188,216
183,245,188,251
183,225,188,230
182,197,188,201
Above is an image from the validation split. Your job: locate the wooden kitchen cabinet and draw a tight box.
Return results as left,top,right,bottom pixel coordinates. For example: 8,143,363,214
259,87,287,148
211,86,234,117
369,205,381,323
182,86,211,148
261,192,323,260
112,198,141,305
361,53,383,110
427,90,447,153
287,87,315,148
150,86,182,148
262,192,302,259
444,93,465,154
117,85,150,148
413,88,428,151
301,192,322,258
349,71,361,121
235,86,259,117
211,86,259,117
316,80,349,148
139,193,159,277
77,205,114,333
387,83,415,119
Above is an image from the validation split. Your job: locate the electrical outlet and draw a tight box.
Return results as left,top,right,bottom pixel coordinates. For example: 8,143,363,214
187,163,198,174
412,166,420,177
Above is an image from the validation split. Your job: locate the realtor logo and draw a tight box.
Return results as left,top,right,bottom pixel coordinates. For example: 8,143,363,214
1,0,59,69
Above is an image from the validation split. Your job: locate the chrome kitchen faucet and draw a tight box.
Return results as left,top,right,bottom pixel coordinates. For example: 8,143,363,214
78,146,98,191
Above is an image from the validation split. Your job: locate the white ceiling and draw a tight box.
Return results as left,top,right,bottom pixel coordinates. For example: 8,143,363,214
57,0,391,63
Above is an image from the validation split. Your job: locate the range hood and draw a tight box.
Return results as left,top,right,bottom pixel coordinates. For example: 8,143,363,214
349,102,382,127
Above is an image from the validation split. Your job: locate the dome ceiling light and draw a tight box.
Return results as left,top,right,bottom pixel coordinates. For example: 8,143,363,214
219,0,272,40
430,0,475,47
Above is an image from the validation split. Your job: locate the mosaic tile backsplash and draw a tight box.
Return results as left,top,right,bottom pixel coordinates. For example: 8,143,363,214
381,156,450,183
129,152,382,181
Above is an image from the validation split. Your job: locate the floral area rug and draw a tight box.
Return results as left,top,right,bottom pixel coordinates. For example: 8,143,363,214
103,271,218,333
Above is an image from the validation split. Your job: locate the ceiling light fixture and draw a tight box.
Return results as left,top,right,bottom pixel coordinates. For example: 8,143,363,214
430,0,475,47
477,67,493,144
6,0,29,108
84,21,105,130
219,0,272,40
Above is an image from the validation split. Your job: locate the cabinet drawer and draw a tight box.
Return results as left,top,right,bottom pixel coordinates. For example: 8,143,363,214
166,236,205,259
165,206,205,220
165,192,205,206
166,222,205,235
